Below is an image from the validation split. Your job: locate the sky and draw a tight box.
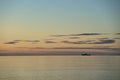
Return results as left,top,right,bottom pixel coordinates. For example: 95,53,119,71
0,0,120,55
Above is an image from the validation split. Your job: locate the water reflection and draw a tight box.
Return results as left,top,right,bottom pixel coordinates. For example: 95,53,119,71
0,56,120,80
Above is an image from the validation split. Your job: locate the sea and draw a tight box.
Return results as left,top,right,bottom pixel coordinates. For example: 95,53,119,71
0,56,120,80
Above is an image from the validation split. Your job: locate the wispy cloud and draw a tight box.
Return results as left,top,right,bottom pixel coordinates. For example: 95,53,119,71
14,40,23,42
61,39,115,44
53,47,84,49
94,39,115,44
16,47,30,49
50,35,67,37
69,37,80,39
44,38,56,40
50,33,103,37
4,40,40,44
4,41,18,44
115,33,120,35
97,38,109,40
16,46,120,52
52,47,120,50
45,40,57,43
23,40,40,42
114,37,120,39
16,47,46,49
69,33,102,36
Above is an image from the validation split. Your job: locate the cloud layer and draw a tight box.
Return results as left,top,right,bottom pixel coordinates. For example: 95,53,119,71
45,40,57,43
3,33,118,45
116,33,120,35
62,39,115,44
69,33,102,36
50,33,102,37
4,40,40,44
4,41,18,44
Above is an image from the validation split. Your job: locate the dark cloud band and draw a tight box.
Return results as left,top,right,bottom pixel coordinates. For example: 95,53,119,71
50,33,102,37
4,40,40,44
45,40,57,43
62,39,115,44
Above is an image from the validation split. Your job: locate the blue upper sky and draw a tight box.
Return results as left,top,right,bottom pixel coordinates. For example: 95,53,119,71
0,0,119,34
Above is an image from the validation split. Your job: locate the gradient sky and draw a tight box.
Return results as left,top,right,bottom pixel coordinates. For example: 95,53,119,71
0,0,120,55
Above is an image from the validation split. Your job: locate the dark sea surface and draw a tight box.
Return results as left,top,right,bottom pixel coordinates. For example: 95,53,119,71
0,56,120,80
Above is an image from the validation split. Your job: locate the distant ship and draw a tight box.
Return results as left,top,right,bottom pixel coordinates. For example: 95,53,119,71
81,53,91,56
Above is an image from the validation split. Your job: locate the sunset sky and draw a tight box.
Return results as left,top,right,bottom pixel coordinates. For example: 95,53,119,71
0,0,120,55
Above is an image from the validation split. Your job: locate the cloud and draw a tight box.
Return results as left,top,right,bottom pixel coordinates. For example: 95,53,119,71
24,40,40,43
44,38,56,40
50,35,67,37
50,33,102,37
4,41,18,44
61,39,115,44
30,47,46,49
116,33,120,35
97,38,109,40
114,37,120,39
14,40,23,42
52,47,120,50
4,40,40,44
16,46,120,50
61,40,93,44
16,47,30,49
45,40,57,43
69,37,80,39
94,39,115,44
16,47,46,49
69,33,102,36
53,47,85,49
14,40,40,43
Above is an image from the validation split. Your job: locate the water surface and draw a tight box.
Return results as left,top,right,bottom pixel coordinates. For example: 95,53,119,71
0,56,120,80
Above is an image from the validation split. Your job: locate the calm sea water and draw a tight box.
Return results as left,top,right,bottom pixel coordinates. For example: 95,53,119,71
0,56,120,80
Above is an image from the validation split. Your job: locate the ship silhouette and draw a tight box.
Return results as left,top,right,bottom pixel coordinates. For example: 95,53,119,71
81,53,91,56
